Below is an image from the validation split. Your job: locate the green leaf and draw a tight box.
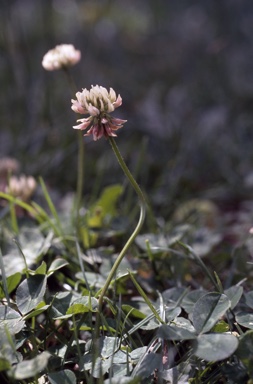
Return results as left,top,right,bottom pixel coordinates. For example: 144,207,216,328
16,275,47,314
0,272,21,299
67,296,98,314
0,306,25,335
22,304,49,320
35,261,47,275
236,330,253,376
244,291,253,309
236,312,253,329
50,292,73,318
157,324,196,340
192,292,231,334
181,289,207,314
48,369,76,384
104,378,140,384
224,285,243,310
211,320,230,333
47,258,69,277
0,357,11,372
75,271,106,289
101,336,120,358
9,351,51,380
90,184,123,222
193,333,238,362
134,352,162,379
122,305,147,319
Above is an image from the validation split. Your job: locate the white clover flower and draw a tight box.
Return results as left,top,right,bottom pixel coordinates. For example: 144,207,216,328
42,44,81,71
5,175,37,202
71,85,127,141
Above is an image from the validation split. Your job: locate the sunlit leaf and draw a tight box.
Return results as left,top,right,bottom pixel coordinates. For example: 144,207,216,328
47,258,69,277
22,304,49,320
0,272,21,299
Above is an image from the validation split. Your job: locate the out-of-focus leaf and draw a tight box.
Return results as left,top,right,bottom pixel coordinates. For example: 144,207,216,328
192,292,231,334
0,357,11,372
193,333,238,362
16,275,47,314
75,271,106,289
191,228,222,257
9,351,51,380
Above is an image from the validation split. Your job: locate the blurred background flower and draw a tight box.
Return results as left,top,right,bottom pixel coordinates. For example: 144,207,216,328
42,44,81,71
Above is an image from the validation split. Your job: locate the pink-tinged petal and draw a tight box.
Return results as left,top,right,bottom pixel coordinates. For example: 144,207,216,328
71,100,88,114
73,119,91,130
104,124,118,137
87,104,100,116
113,95,122,108
111,117,127,125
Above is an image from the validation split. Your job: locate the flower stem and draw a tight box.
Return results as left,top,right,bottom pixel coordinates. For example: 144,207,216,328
95,137,146,338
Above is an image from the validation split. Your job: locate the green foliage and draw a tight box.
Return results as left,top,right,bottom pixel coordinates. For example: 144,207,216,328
1,192,252,383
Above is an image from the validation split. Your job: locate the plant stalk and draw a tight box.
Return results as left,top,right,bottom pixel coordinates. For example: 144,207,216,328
95,137,146,338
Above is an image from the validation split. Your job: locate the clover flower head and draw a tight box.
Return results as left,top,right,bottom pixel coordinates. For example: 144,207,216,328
5,175,37,202
71,85,127,141
42,44,81,71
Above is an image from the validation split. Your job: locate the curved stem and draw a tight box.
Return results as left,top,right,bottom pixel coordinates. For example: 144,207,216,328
95,137,146,338
108,137,146,203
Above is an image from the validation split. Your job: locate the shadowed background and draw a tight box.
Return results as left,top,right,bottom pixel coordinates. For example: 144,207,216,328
1,0,253,216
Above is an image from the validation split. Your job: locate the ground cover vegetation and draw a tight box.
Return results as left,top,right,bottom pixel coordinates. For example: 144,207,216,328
1,1,253,383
